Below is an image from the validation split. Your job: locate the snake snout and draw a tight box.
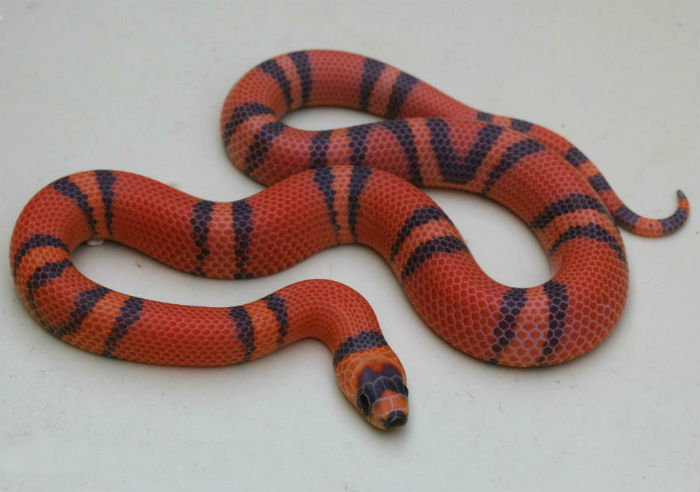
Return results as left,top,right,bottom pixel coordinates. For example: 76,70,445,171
382,409,408,428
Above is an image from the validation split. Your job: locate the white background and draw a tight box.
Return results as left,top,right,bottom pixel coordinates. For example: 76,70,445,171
1,1,698,491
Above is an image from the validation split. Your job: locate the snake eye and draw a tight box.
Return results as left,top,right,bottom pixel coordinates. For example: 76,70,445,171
357,391,372,416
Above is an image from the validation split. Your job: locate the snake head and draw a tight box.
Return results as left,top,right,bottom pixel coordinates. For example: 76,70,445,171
356,363,409,429
334,347,409,430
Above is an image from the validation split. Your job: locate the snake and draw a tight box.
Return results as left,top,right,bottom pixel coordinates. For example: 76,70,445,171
9,50,689,430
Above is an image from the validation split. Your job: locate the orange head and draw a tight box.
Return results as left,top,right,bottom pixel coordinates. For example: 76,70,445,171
356,363,409,429
334,346,409,430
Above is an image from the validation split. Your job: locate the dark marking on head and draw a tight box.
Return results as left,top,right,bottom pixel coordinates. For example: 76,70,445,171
228,305,255,361
476,111,494,122
401,235,469,281
538,281,569,363
385,72,418,119
288,51,312,107
243,121,286,175
258,58,292,109
333,330,387,367
359,58,386,110
483,138,544,194
356,364,408,418
101,296,145,358
313,166,340,239
52,176,97,236
13,234,69,278
232,199,255,279
378,120,422,186
190,200,215,276
549,222,626,263
426,119,503,185
348,166,373,242
222,103,276,148
530,193,609,230
262,293,288,346
95,170,116,236
390,206,453,262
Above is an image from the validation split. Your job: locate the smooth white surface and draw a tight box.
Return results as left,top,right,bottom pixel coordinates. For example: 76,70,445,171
1,1,698,491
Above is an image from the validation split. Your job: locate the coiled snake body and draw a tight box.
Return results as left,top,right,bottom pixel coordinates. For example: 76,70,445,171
10,50,689,429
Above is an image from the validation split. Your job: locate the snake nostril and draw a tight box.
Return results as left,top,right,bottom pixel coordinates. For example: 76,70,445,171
383,410,407,429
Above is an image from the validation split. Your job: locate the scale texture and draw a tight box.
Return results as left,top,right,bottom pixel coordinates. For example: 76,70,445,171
10,49,689,429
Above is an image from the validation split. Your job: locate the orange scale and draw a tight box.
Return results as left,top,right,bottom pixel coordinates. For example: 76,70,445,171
244,299,286,356
114,304,238,366
27,266,92,329
246,176,336,273
538,209,624,254
575,160,600,181
62,290,130,354
508,299,552,366
446,120,485,154
305,51,364,107
363,126,409,176
595,189,623,211
328,166,353,243
367,64,402,116
13,246,71,292
553,240,628,286
486,155,565,218
274,54,305,110
399,81,470,119
38,188,96,248
629,216,664,237
390,219,460,276
222,70,281,115
324,130,354,165
226,112,281,160
526,125,570,155
71,173,111,239
200,201,235,275
109,174,198,270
